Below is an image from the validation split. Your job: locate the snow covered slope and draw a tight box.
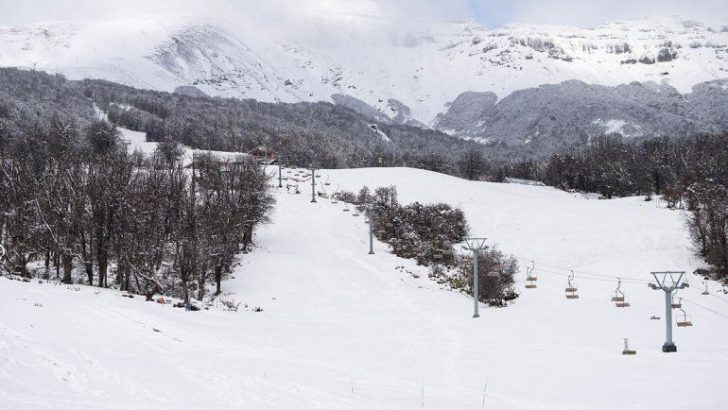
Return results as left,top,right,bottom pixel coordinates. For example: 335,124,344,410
2,167,728,409
1,14,727,125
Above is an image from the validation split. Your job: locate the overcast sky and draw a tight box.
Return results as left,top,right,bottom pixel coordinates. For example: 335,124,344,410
0,0,726,28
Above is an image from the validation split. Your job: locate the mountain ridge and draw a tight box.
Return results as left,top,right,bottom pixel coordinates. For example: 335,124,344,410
2,14,728,146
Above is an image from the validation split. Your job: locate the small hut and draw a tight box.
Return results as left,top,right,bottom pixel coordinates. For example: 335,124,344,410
248,146,279,165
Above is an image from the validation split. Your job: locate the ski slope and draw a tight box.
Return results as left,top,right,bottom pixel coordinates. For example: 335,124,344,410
2,167,728,409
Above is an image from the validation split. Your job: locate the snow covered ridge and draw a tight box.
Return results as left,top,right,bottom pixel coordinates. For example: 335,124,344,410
1,14,727,126
431,79,728,145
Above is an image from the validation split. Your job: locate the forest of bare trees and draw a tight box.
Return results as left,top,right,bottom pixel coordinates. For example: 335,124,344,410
0,110,274,306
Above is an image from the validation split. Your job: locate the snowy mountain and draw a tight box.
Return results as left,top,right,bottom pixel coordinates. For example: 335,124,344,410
1,14,728,131
432,79,728,146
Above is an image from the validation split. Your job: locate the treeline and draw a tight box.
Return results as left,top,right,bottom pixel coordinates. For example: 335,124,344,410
0,102,274,304
85,77,527,174
335,186,517,305
500,134,728,278
0,68,546,182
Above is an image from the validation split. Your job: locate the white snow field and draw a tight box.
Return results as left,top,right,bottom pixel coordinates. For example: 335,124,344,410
2,166,728,409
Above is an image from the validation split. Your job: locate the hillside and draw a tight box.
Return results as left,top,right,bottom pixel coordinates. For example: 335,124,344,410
2,166,727,409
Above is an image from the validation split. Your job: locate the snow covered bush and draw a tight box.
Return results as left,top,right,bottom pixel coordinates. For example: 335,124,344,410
333,190,357,204
350,186,468,267
454,248,518,306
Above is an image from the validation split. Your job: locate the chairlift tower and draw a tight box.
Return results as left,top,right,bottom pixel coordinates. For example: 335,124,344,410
366,205,375,255
466,238,488,318
310,168,317,203
278,155,283,188
649,271,688,353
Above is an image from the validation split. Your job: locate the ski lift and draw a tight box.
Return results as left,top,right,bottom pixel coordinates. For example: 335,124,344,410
611,278,624,302
612,278,630,307
671,291,681,309
622,338,636,355
565,270,579,299
324,176,331,186
676,299,693,327
343,203,350,212
526,261,537,281
702,283,710,295
525,263,536,289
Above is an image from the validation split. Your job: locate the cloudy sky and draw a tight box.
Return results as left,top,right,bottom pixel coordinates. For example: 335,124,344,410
0,0,726,28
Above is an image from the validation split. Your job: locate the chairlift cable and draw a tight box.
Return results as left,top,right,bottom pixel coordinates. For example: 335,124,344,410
681,297,728,321
707,293,728,304
513,255,651,284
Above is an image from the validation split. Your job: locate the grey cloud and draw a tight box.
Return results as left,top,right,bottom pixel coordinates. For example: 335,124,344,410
0,0,724,31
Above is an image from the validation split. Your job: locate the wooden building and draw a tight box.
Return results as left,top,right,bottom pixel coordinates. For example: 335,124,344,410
248,146,279,165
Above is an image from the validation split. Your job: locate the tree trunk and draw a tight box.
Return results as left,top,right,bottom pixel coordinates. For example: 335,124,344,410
61,253,73,284
44,249,50,280
215,265,223,295
81,231,94,285
98,252,107,288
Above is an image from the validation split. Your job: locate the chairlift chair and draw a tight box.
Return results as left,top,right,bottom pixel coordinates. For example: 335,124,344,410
671,292,681,309
676,300,693,327
525,265,537,289
565,270,579,299
612,278,629,306
527,261,537,281
611,278,623,301
702,284,710,295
